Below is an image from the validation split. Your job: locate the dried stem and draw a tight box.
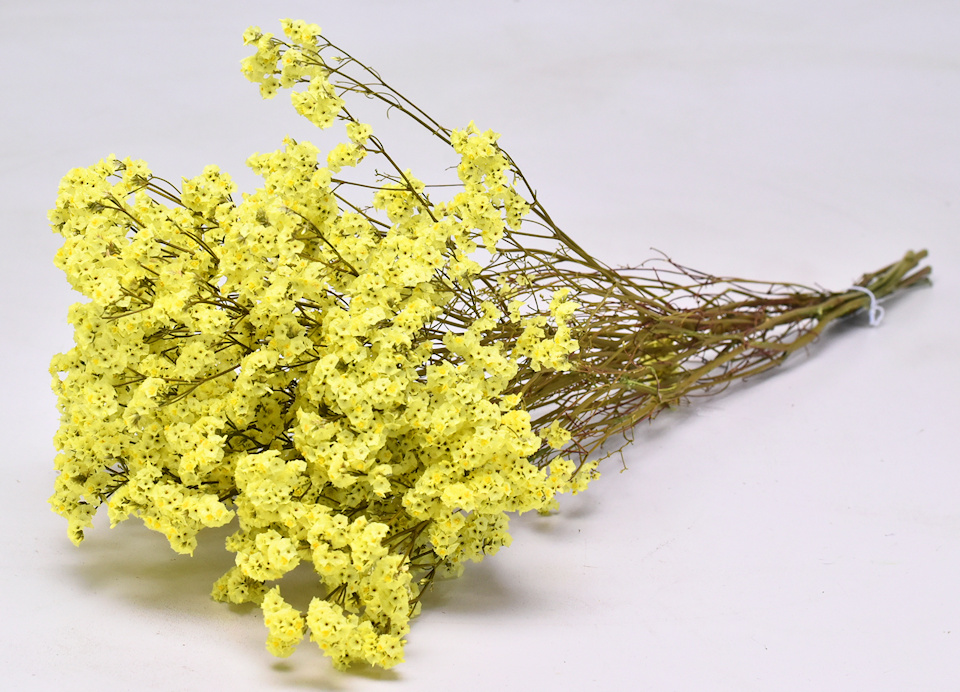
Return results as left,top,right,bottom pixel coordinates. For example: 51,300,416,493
519,250,930,468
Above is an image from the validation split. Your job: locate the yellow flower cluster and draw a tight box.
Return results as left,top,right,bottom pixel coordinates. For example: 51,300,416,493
49,19,597,671
242,20,342,126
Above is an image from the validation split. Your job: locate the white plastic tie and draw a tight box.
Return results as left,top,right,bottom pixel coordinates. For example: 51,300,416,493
848,286,885,327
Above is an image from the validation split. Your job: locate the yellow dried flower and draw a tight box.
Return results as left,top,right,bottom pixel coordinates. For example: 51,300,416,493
48,17,929,673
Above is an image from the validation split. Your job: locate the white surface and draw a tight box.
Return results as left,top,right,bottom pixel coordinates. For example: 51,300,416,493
2,1,958,689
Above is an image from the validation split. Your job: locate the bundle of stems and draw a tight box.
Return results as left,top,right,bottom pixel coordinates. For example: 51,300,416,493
518,249,929,467
48,18,930,671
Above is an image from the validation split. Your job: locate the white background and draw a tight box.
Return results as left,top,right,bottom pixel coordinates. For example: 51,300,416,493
2,1,958,689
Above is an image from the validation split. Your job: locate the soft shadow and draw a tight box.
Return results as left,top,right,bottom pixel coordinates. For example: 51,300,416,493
267,657,400,688
71,517,238,613
69,517,401,687
418,557,533,617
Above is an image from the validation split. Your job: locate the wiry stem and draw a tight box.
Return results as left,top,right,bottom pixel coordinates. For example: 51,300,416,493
520,250,930,468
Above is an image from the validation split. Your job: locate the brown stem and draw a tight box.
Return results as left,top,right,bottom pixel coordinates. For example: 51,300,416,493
524,250,930,468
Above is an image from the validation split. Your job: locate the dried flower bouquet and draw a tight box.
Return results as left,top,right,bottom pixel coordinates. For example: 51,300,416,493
49,19,929,670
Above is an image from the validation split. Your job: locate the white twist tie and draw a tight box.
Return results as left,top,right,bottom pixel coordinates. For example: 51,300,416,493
848,286,885,327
